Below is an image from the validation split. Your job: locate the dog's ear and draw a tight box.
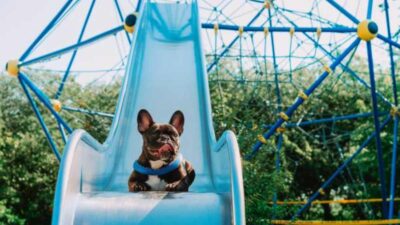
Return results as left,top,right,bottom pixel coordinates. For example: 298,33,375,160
137,109,154,134
169,110,184,135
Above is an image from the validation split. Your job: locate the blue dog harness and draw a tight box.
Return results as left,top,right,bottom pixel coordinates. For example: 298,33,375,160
133,153,183,176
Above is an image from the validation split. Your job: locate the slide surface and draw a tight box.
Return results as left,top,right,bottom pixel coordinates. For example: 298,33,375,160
52,1,245,224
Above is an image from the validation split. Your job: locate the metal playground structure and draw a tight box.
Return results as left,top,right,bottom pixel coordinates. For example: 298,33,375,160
5,0,400,224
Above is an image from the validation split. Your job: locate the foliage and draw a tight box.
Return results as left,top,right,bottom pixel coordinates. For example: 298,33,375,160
0,72,119,225
209,57,399,223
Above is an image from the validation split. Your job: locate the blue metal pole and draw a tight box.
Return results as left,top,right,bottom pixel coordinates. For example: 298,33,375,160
378,34,400,49
58,122,68,144
326,0,360,24
55,0,96,99
19,72,73,133
366,40,388,218
201,24,357,33
277,11,393,108
267,6,283,218
383,0,398,106
389,116,399,219
291,115,392,221
207,7,266,72
18,76,61,161
262,111,387,129
135,0,143,12
384,0,399,219
20,0,74,61
249,38,360,157
268,8,282,112
113,0,132,45
272,134,283,219
63,106,114,118
20,26,124,67
367,0,373,19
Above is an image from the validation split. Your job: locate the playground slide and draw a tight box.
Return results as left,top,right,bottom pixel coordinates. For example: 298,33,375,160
51,1,245,224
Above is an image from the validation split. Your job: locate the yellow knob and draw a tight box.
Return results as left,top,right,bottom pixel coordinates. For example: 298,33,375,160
6,60,20,77
357,20,378,41
51,99,62,112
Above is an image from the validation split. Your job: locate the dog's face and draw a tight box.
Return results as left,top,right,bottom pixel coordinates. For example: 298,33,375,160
137,109,184,162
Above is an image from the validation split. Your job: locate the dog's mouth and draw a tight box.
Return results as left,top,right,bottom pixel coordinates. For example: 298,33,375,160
149,143,175,158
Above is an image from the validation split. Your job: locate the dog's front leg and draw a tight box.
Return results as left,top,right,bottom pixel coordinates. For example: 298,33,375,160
128,171,150,192
165,168,196,192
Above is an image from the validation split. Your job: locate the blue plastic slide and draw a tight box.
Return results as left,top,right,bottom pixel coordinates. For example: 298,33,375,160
52,1,245,224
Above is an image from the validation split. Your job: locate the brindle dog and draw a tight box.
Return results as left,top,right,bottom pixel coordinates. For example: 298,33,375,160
128,109,195,192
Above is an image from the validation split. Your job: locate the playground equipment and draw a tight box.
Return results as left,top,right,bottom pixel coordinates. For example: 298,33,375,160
6,0,400,224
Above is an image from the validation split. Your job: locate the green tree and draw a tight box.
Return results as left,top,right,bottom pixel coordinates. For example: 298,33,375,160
0,72,120,224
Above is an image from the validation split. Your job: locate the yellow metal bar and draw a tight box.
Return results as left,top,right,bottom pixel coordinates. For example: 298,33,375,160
257,134,268,144
276,127,286,133
272,219,400,225
213,23,219,34
238,26,244,36
269,198,400,205
264,27,269,36
290,27,295,37
279,112,290,121
390,107,399,117
298,91,309,101
324,64,332,74
316,27,322,38
264,0,271,9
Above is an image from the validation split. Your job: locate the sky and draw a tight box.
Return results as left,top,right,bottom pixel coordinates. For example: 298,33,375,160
0,0,399,85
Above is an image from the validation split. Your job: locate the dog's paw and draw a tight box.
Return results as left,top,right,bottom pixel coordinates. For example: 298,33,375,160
166,180,188,192
165,181,180,192
131,182,150,192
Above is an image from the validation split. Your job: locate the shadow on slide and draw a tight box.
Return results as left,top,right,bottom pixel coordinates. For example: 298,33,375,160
52,1,245,224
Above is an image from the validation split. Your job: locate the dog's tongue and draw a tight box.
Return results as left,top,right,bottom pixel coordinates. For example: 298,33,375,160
158,144,172,153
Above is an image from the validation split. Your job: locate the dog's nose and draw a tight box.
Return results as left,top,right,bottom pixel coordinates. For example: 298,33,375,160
160,135,170,142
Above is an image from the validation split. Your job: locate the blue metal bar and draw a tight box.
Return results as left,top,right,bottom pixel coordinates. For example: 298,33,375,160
291,115,392,221
272,134,283,219
55,0,96,99
389,116,399,219
63,106,114,118
113,0,132,45
268,10,282,112
201,24,357,33
383,0,398,106
267,6,283,218
18,76,61,161
20,0,74,61
262,111,387,129
326,0,360,24
135,0,143,12
248,38,360,157
385,0,399,218
367,0,373,19
19,72,73,133
249,0,266,3
378,34,400,49
207,7,266,72
276,11,393,108
280,10,394,107
366,40,388,218
20,26,124,67
58,122,68,144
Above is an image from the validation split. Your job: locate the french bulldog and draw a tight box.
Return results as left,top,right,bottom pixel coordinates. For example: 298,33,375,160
128,109,195,192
